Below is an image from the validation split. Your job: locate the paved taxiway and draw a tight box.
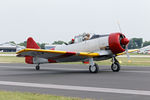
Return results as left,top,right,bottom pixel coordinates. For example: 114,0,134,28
0,63,150,100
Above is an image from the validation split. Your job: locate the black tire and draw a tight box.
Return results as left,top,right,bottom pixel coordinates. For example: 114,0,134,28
111,62,120,72
36,65,40,70
89,63,99,73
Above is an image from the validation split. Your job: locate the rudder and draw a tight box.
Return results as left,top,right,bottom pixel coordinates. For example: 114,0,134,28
25,37,40,64
26,37,40,49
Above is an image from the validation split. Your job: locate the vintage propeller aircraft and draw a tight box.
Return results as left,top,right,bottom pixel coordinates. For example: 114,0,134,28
16,32,138,73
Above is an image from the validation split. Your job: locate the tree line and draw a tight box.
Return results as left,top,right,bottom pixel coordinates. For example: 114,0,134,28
9,41,47,49
128,38,150,49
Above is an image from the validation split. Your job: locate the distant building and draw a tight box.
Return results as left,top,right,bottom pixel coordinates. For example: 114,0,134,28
16,45,25,52
0,42,25,52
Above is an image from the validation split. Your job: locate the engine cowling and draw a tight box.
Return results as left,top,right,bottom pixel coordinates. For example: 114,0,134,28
109,33,129,54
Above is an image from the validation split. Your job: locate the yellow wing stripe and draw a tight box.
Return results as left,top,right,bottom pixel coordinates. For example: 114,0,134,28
17,48,67,54
79,52,100,57
16,48,100,57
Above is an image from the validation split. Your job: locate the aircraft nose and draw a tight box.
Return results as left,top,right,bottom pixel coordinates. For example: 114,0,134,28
121,38,129,45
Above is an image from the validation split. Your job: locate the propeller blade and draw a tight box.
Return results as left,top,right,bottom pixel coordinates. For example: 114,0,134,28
117,21,122,33
125,45,131,62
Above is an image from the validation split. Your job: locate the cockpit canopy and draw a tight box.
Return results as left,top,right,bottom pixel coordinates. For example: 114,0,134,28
74,34,109,43
90,34,109,39
74,35,84,43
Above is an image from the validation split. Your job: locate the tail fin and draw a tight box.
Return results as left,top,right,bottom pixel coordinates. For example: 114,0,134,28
26,37,40,49
25,37,40,64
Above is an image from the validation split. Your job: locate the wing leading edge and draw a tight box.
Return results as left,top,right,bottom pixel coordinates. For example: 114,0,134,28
16,48,100,59
117,49,139,56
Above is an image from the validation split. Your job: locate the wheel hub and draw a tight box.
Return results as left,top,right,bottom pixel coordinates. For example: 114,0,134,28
91,66,96,72
113,64,118,70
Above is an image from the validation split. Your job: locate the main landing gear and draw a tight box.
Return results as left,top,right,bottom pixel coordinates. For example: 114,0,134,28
111,57,120,72
89,58,99,73
88,56,120,73
35,63,40,70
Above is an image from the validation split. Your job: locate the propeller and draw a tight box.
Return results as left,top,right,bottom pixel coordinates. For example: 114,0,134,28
125,45,131,62
117,21,131,62
120,37,130,60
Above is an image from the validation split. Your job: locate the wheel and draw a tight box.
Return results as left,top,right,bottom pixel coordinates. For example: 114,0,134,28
36,65,40,70
111,62,120,72
89,63,99,73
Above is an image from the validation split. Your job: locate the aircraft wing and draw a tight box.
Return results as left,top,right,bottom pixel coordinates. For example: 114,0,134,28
16,48,100,59
116,49,139,56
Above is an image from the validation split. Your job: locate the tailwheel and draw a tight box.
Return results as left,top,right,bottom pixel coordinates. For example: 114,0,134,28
111,62,120,72
35,64,40,70
89,63,99,73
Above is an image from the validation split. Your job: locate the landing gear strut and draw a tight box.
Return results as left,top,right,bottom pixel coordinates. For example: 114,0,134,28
111,57,120,72
89,58,99,73
35,63,40,70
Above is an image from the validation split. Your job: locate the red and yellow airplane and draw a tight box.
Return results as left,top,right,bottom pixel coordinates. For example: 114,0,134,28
16,33,138,73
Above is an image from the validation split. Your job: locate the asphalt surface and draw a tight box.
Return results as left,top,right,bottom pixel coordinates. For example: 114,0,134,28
0,63,150,100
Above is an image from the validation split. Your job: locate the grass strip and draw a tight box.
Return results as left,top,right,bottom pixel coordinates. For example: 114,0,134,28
0,56,25,63
0,90,92,100
0,52,16,54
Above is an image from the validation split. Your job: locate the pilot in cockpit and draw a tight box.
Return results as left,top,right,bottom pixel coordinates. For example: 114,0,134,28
83,33,90,40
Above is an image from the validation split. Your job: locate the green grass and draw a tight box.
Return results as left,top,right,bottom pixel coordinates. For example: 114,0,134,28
0,56,25,63
0,91,92,100
0,52,16,54
128,53,148,55
0,56,150,66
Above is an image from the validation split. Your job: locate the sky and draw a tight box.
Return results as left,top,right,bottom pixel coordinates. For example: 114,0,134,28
0,0,150,44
